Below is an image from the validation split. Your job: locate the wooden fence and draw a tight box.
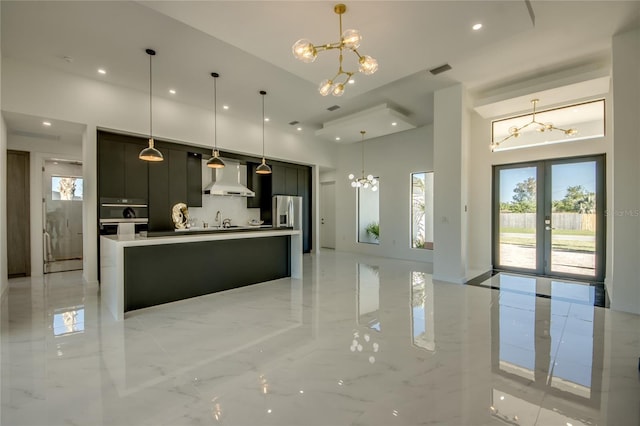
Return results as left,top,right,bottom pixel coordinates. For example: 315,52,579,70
500,213,596,231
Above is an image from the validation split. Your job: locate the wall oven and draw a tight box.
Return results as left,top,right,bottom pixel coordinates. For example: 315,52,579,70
99,198,148,234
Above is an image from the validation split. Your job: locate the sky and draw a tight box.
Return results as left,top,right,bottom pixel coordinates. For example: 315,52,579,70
499,161,596,203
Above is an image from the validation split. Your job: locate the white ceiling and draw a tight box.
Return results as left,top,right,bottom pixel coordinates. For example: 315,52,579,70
2,1,639,144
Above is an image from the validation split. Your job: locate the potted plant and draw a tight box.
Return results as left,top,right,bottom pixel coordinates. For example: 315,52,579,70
366,222,379,241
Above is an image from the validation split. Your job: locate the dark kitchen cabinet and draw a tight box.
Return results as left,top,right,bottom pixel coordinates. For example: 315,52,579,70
271,164,286,195
148,154,171,232
271,165,301,197
98,135,148,200
149,149,191,232
246,162,273,223
124,143,149,200
187,153,203,207
285,167,298,195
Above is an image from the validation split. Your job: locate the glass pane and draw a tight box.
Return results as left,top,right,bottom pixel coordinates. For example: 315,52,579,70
498,167,537,270
492,99,605,151
44,160,83,273
411,271,434,351
498,275,536,380
358,182,379,244
550,161,596,276
411,172,433,249
357,263,380,331
549,281,595,398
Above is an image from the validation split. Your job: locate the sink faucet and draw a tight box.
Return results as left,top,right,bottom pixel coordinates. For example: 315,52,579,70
222,218,232,228
215,211,221,228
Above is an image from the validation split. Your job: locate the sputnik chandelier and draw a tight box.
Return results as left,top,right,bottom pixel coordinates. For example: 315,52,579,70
492,98,578,150
292,3,378,97
349,131,378,191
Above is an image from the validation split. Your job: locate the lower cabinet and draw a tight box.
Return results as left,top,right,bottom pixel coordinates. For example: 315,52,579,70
124,236,291,312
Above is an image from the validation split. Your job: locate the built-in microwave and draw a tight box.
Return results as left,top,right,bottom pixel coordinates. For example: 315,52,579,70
99,197,148,224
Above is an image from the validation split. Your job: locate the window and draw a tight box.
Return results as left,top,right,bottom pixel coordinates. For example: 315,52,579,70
51,176,83,200
411,172,433,249
492,99,605,152
358,182,379,244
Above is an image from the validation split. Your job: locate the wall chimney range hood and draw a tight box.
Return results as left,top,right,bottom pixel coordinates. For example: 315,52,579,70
203,158,255,197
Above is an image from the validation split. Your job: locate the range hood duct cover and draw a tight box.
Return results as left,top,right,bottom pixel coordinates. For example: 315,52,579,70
203,159,255,197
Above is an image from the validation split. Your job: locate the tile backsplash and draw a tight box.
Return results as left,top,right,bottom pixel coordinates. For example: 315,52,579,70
187,161,261,228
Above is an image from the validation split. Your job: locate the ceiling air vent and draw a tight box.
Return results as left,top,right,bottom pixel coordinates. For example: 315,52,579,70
327,105,341,112
288,121,299,126
429,63,452,75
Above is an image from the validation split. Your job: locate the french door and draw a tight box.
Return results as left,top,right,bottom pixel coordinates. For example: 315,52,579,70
493,155,605,282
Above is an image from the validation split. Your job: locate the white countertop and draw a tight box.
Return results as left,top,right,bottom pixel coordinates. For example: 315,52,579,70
101,228,300,247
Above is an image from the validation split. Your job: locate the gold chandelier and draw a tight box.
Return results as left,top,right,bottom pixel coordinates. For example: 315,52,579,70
492,99,578,150
349,131,378,191
292,3,378,97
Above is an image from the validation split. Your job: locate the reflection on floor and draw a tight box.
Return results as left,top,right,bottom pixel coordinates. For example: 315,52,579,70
45,258,83,274
468,272,608,307
1,250,638,425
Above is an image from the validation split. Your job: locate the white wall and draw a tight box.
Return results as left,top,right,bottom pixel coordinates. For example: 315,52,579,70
7,134,83,277
334,125,434,263
1,57,338,283
0,2,6,300
611,27,640,314
433,84,470,283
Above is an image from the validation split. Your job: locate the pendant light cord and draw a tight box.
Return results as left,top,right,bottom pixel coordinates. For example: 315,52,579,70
361,141,364,176
261,92,266,158
149,52,153,139
213,75,217,151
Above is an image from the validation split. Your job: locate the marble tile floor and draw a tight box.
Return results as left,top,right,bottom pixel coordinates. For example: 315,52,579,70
1,250,639,426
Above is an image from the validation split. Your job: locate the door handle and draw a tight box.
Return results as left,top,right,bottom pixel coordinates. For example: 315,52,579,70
545,226,556,231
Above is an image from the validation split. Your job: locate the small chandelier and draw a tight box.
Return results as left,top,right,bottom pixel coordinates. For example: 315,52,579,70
292,3,378,97
139,49,164,162
491,98,578,150
206,72,225,169
349,130,378,191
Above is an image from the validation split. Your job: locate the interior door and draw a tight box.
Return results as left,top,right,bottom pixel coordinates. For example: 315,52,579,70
493,155,604,282
43,160,83,273
320,182,336,249
7,150,31,277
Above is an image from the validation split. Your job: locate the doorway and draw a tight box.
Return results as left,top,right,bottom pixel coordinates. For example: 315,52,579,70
43,159,83,273
320,182,336,249
493,155,605,282
7,150,31,277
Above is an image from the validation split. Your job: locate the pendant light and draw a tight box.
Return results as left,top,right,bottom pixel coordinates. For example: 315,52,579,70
139,48,164,162
206,72,225,168
256,90,272,175
348,130,378,191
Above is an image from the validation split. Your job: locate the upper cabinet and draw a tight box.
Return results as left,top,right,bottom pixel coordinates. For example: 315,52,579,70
98,131,204,232
98,132,148,201
186,153,203,207
271,164,303,197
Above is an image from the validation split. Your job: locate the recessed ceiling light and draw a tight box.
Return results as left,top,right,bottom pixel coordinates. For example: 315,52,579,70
297,127,302,131
391,122,397,126
97,68,107,75
335,137,341,141
223,105,229,110
348,79,355,84
169,89,176,95
42,121,52,127
472,23,483,31
264,118,270,122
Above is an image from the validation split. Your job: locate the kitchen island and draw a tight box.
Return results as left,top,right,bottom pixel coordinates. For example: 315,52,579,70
100,227,302,320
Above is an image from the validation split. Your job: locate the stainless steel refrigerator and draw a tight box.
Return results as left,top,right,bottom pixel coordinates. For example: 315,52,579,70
272,195,302,229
